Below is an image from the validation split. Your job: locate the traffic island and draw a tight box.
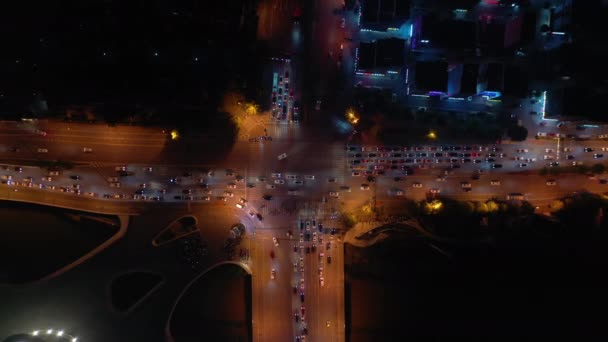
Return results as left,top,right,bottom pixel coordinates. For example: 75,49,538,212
152,215,198,247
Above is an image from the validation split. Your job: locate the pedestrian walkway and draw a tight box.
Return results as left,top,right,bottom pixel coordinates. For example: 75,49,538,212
265,122,301,141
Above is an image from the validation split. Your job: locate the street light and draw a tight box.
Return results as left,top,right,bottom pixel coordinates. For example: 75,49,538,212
30,327,78,341
170,129,179,140
345,109,359,125
425,200,443,213
245,103,258,116
427,130,437,140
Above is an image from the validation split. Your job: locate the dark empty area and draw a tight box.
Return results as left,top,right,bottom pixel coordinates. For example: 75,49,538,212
110,271,164,313
0,201,118,284
347,233,608,340
461,63,478,94
169,264,251,342
415,61,448,91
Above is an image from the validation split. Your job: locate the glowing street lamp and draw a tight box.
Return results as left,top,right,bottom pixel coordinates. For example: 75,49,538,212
425,200,443,213
346,109,359,125
245,103,258,116
427,130,437,140
170,129,179,140
30,328,78,341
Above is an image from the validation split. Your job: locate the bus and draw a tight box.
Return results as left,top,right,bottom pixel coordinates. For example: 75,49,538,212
507,193,525,201
272,72,278,89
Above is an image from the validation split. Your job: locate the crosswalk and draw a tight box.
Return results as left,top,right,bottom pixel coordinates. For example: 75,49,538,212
265,122,301,141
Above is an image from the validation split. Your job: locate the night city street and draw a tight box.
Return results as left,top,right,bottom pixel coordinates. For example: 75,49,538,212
2,1,608,341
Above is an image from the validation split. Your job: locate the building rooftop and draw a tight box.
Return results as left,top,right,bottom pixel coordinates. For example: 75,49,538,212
361,0,411,26
357,38,405,70
419,14,476,49
415,61,448,91
412,0,479,11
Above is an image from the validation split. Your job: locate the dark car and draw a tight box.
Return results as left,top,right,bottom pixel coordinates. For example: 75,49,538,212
256,213,263,221
263,194,273,200
300,293,305,303
70,175,81,180
327,256,332,264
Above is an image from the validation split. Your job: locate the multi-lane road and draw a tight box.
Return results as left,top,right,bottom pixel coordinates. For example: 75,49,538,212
3,2,608,342
5,113,608,342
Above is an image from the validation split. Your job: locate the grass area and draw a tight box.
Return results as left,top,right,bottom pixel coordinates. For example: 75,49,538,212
0,201,118,284
169,264,251,342
110,271,164,313
0,158,79,169
152,216,198,247
345,215,608,339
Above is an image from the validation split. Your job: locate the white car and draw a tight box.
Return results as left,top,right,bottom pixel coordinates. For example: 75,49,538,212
274,179,285,185
236,203,244,209
546,179,557,186
223,191,234,197
266,184,276,189
37,148,48,153
412,182,423,188
315,99,322,111
272,236,279,247
395,190,404,196
83,147,93,153
278,153,288,160
329,191,339,197
429,188,441,194
304,175,315,180
490,180,501,186
320,277,325,286
360,184,369,190
435,177,446,182
110,182,121,188
227,183,237,189
271,269,276,280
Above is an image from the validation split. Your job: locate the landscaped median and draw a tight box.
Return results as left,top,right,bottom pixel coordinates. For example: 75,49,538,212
152,215,198,247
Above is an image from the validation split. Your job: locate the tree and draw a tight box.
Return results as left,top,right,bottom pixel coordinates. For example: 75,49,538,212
340,212,357,228
591,163,606,174
486,200,499,213
508,125,528,141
